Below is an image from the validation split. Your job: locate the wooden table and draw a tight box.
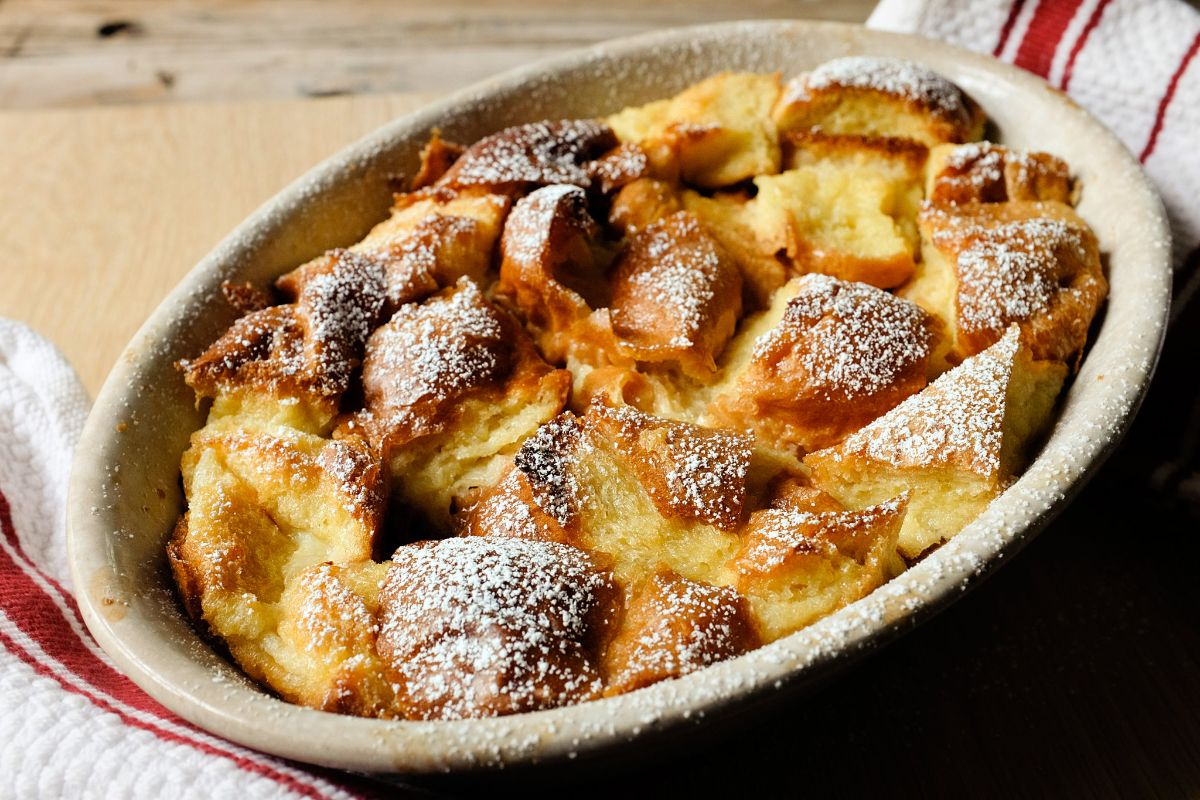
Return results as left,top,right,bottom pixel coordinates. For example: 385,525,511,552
0,0,872,109
0,93,437,394
3,4,1198,797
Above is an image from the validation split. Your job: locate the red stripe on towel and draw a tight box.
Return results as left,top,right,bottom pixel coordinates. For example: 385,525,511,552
1140,29,1200,162
0,490,351,800
0,623,336,800
994,0,1029,56
1014,0,1085,78
1061,0,1112,89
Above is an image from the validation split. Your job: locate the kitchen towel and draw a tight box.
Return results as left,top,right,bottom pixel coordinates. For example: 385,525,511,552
0,317,377,799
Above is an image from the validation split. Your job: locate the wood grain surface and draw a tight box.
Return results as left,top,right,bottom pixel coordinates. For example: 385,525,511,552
0,93,434,394
0,0,872,108
2,4,1198,797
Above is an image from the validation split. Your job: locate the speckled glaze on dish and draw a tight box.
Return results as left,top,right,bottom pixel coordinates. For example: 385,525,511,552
67,20,1171,774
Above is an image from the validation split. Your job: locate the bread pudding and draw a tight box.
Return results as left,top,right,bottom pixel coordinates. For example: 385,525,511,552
170,57,1105,721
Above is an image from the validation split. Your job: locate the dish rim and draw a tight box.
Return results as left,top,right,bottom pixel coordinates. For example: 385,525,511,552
66,18,1172,775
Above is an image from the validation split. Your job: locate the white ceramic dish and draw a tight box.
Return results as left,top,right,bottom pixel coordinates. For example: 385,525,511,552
67,19,1171,774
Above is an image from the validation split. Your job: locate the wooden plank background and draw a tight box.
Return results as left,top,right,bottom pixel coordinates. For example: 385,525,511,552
0,94,435,393
0,0,871,108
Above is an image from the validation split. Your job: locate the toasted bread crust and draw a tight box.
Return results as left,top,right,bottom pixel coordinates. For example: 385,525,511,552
170,63,1102,721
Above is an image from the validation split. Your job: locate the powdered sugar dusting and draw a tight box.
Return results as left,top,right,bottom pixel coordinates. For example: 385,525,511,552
315,439,384,523
443,119,615,189
587,142,649,193
792,56,969,119
933,142,1059,204
178,305,306,394
659,421,751,529
944,141,1001,171
379,536,611,720
741,510,840,572
513,413,588,528
363,278,507,414
479,491,551,539
593,404,751,530
380,214,479,305
300,250,387,391
739,495,906,574
831,328,1021,476
953,217,1089,338
612,214,726,351
943,142,1006,196
293,565,379,653
613,575,753,686
753,274,933,399
179,249,387,400
502,184,594,266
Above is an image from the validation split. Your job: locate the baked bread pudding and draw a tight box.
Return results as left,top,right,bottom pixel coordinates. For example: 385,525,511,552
170,57,1105,721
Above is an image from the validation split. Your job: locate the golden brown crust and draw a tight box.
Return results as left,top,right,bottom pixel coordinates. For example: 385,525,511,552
371,187,511,260
807,327,1024,480
278,190,509,314
179,305,309,401
219,280,271,315
800,246,913,290
436,119,618,193
503,412,589,535
411,131,465,191
607,177,683,239
180,249,388,409
588,404,754,532
340,274,571,534
276,561,396,717
609,211,744,379
804,327,1067,558
602,569,759,695
352,279,567,457
166,514,205,623
570,363,658,412
459,466,575,544
708,275,939,454
373,212,496,308
494,184,610,363
919,201,1106,362
451,407,747,552
766,480,847,515
377,536,618,720
587,143,651,195
926,142,1071,206
731,493,906,642
775,56,986,146
732,493,905,578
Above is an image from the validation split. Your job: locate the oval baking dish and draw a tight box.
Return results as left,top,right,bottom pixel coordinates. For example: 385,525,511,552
67,19,1170,774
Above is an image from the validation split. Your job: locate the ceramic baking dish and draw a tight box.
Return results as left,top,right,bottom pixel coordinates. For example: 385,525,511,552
67,19,1171,774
